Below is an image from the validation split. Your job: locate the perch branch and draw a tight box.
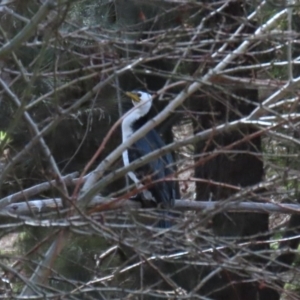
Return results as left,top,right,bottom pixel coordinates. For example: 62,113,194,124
2,197,300,217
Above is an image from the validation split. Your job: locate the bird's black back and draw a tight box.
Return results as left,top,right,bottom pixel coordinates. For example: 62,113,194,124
128,113,179,209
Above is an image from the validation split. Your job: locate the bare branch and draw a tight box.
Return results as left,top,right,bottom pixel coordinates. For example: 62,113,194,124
3,197,300,217
0,172,78,209
0,0,56,59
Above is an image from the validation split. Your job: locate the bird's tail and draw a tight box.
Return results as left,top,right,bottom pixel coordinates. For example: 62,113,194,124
157,210,177,228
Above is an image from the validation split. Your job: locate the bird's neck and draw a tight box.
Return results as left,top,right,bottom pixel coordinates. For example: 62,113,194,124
131,114,149,131
122,111,150,141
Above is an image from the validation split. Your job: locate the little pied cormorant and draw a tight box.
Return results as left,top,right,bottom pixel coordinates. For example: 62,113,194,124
122,90,179,228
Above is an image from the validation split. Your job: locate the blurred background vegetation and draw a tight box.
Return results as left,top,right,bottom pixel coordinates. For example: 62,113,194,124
0,0,300,299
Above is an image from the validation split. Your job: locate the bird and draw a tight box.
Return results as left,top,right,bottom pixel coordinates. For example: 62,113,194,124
121,90,179,228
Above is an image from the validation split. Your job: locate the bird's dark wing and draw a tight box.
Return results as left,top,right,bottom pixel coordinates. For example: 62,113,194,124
128,129,179,208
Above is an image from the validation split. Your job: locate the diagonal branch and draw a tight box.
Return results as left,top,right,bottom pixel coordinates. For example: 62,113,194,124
79,7,288,208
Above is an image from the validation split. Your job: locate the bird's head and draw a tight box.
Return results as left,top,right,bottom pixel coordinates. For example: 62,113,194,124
125,90,153,116
125,90,152,105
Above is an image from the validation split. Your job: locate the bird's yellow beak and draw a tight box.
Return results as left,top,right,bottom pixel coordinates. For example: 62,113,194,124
125,91,140,103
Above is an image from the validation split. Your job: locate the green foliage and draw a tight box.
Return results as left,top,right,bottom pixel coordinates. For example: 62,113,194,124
0,131,11,152
69,0,115,27
270,231,282,250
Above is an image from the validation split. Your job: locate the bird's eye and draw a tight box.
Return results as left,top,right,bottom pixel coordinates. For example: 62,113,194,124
137,92,142,98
